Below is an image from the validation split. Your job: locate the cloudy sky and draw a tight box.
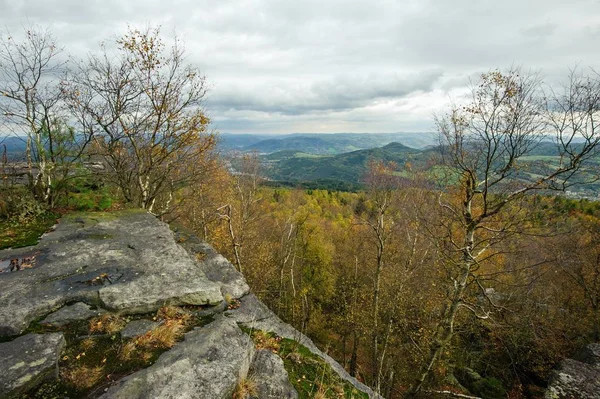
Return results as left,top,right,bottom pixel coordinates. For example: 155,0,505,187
1,0,599,133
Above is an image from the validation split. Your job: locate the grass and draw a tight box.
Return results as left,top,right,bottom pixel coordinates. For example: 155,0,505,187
0,210,59,250
243,328,369,399
60,365,105,391
134,319,186,349
89,314,126,335
232,377,258,399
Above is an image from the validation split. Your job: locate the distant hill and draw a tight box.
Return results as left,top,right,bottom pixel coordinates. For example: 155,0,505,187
265,142,423,183
218,132,437,154
0,136,27,161
259,140,600,197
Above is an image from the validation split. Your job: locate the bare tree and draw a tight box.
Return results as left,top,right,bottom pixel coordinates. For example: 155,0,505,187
65,26,215,214
0,26,88,204
359,160,401,394
408,68,600,396
217,152,263,273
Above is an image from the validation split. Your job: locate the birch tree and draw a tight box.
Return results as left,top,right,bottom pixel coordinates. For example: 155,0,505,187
0,26,89,205
65,26,215,214
408,68,600,396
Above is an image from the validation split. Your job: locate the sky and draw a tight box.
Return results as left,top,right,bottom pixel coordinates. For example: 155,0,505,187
1,0,599,134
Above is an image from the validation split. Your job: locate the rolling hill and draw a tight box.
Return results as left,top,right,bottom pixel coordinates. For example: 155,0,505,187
218,132,437,154
264,142,423,183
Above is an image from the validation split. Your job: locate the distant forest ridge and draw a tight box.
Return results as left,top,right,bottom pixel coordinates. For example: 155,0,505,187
218,132,438,154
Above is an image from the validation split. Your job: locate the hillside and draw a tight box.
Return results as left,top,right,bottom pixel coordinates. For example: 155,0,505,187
264,142,422,183
258,141,600,197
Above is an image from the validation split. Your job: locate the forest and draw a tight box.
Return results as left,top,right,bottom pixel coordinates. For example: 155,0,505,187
1,25,600,398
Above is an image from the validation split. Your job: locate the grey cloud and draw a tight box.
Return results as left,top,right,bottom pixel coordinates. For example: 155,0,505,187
0,0,598,132
521,23,558,38
208,70,443,115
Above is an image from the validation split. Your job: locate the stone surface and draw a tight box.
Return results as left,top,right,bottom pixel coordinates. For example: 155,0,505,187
173,229,250,299
545,343,600,399
226,294,381,399
40,302,103,327
0,333,65,397
249,349,298,399
0,210,223,336
120,319,162,339
99,317,255,399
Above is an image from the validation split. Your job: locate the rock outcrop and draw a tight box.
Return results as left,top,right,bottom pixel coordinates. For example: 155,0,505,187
545,343,600,399
0,210,379,399
99,317,255,399
0,210,225,336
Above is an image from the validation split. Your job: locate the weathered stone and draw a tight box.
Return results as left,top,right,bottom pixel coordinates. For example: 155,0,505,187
545,343,600,399
99,317,255,399
172,229,250,299
249,350,298,399
120,319,162,339
0,333,65,397
0,211,223,336
226,294,381,399
40,302,103,327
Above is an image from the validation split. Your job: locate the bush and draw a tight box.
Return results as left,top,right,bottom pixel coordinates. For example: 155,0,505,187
0,187,47,224
67,191,112,211
472,377,506,399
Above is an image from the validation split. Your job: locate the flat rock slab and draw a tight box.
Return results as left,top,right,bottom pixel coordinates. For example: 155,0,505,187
249,350,298,399
0,210,223,336
120,319,162,339
99,317,255,399
0,333,65,397
41,302,103,327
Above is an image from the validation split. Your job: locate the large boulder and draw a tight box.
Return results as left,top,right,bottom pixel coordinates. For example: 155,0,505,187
545,343,600,399
99,317,255,399
0,333,65,397
0,210,223,336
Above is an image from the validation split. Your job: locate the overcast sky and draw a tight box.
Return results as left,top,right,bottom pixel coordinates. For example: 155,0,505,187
1,0,599,134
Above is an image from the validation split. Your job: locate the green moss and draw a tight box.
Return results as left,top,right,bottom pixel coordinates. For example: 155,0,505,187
242,328,369,399
61,208,146,226
0,211,59,250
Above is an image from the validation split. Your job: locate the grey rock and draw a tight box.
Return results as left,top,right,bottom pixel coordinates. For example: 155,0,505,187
0,211,223,336
545,344,600,399
0,333,65,397
99,316,255,399
120,319,162,339
173,229,250,299
249,350,298,399
40,302,103,327
575,343,600,367
194,301,227,318
226,294,381,399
